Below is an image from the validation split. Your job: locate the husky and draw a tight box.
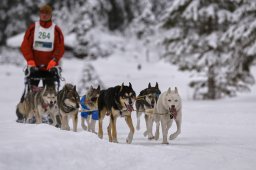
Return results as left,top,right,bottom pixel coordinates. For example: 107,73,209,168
135,82,161,139
148,87,182,144
16,90,34,123
80,85,100,134
16,85,59,126
57,84,80,132
98,83,136,144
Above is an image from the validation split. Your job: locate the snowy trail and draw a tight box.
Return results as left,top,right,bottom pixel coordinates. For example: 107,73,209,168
0,58,256,170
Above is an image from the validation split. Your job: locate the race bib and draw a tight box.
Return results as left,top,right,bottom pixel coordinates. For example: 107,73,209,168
33,21,55,52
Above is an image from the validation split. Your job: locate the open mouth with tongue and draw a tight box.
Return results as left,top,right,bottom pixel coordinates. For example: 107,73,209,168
169,106,177,119
125,103,134,112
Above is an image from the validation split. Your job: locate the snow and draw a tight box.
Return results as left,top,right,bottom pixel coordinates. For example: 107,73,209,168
6,33,24,48
64,33,78,48
1,54,256,170
1,8,256,169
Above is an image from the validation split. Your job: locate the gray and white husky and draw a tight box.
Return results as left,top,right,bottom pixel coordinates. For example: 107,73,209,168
148,87,182,144
16,85,59,126
57,84,80,132
80,85,100,134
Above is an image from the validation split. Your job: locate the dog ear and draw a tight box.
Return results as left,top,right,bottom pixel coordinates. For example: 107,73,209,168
155,82,159,88
148,83,151,88
175,87,178,93
90,85,93,91
129,82,132,88
120,83,124,92
97,85,100,91
73,85,76,92
42,85,47,95
167,87,171,94
64,84,69,91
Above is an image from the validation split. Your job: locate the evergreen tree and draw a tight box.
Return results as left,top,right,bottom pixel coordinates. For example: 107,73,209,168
221,0,256,94
161,0,255,99
77,63,105,95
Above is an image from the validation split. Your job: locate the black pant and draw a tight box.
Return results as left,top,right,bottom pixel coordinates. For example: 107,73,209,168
27,70,58,87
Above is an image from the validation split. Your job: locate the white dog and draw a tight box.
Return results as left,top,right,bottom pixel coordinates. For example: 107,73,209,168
147,87,182,144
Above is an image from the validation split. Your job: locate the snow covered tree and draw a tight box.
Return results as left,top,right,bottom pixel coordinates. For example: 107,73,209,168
221,0,256,95
77,63,105,95
161,0,256,99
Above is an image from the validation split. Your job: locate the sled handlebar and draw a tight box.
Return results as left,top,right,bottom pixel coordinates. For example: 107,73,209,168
24,65,62,78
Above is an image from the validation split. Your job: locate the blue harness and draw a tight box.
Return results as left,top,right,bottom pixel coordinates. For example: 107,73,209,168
80,95,99,120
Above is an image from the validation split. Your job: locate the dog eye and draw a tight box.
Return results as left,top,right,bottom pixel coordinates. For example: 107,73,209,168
168,99,171,102
175,99,178,102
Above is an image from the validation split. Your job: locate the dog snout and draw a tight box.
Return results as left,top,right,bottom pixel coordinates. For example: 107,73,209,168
50,101,54,105
171,105,175,108
128,98,134,105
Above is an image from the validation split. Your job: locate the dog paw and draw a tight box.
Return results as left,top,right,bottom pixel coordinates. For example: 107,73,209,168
148,136,154,140
55,124,60,128
169,133,179,140
162,141,169,145
92,131,97,135
143,131,148,137
82,126,87,131
98,133,103,139
112,139,119,143
154,134,159,140
126,138,132,144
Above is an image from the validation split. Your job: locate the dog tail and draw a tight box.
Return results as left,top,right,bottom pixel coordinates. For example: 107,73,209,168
16,107,24,123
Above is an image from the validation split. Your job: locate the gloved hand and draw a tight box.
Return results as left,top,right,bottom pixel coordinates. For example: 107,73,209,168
46,59,57,70
27,60,36,67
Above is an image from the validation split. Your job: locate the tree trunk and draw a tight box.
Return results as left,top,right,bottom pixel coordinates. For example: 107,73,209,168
207,65,216,99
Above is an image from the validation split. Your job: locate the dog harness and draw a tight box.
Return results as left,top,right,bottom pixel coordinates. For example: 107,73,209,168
80,95,99,120
33,21,55,52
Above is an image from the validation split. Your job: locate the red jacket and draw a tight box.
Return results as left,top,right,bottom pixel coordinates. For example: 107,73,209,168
21,20,65,70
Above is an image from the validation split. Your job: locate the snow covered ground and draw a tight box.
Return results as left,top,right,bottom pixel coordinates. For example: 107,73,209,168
0,54,256,170
1,30,256,170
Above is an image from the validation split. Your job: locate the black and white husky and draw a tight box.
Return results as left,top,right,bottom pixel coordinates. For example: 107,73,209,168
97,83,136,144
135,82,161,139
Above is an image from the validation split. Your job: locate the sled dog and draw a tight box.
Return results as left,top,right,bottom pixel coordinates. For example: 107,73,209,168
135,82,161,139
16,85,59,126
57,84,80,132
149,87,182,144
80,85,100,134
16,90,34,123
98,83,136,144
